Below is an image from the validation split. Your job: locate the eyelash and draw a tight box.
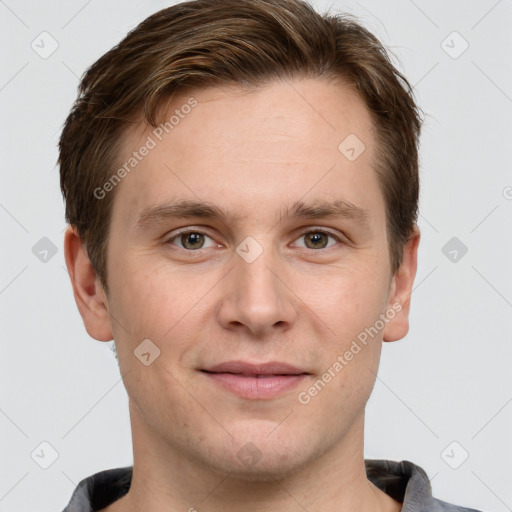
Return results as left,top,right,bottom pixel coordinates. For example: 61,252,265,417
165,228,343,252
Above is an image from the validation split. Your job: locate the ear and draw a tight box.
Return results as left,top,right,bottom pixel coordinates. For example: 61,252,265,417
382,225,420,342
63,226,113,341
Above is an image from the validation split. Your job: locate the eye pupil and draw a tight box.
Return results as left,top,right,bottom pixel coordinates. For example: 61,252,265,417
305,232,328,249
182,232,204,249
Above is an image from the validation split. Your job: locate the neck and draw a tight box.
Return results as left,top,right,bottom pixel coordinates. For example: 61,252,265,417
102,402,400,512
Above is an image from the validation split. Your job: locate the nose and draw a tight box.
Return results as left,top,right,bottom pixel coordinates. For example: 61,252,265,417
215,243,297,337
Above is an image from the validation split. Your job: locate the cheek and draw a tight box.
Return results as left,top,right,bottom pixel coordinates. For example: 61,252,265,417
106,262,204,425
107,256,222,375
297,276,385,422
108,258,186,337
305,262,390,344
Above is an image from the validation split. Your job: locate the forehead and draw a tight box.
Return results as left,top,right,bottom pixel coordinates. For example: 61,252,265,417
111,78,382,229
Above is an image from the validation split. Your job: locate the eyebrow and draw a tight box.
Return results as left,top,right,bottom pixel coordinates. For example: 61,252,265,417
136,198,370,230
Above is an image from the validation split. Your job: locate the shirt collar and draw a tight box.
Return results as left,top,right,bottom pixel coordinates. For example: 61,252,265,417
62,459,476,512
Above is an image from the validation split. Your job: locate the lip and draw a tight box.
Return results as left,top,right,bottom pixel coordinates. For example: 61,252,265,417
204,360,307,375
201,360,309,400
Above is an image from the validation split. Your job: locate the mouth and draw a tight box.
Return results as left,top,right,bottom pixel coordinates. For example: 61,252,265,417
200,360,310,399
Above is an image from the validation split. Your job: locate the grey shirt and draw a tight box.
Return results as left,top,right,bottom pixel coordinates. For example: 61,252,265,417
61,459,484,511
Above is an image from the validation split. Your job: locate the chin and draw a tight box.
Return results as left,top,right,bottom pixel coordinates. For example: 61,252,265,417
200,434,316,482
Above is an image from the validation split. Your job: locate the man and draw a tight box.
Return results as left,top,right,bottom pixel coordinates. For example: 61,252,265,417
59,0,482,510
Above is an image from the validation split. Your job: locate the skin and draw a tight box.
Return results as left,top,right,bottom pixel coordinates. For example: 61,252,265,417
65,78,420,512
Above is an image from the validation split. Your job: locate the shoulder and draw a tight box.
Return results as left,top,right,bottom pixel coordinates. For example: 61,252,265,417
365,459,486,512
427,497,486,512
61,466,132,512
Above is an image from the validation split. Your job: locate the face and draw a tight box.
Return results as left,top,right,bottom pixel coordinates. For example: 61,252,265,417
73,78,418,480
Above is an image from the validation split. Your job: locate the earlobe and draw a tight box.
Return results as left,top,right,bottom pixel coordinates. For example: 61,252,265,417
63,226,113,341
382,225,420,343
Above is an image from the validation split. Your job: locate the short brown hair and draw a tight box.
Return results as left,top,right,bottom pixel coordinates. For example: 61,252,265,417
59,0,422,288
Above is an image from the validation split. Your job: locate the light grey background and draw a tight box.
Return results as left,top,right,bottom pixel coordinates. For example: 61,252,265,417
1,0,511,511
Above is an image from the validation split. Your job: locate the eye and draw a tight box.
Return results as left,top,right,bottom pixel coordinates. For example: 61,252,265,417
165,228,343,252
166,230,218,250
293,230,341,250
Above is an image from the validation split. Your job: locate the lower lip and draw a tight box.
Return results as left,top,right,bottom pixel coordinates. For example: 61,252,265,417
203,372,308,399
